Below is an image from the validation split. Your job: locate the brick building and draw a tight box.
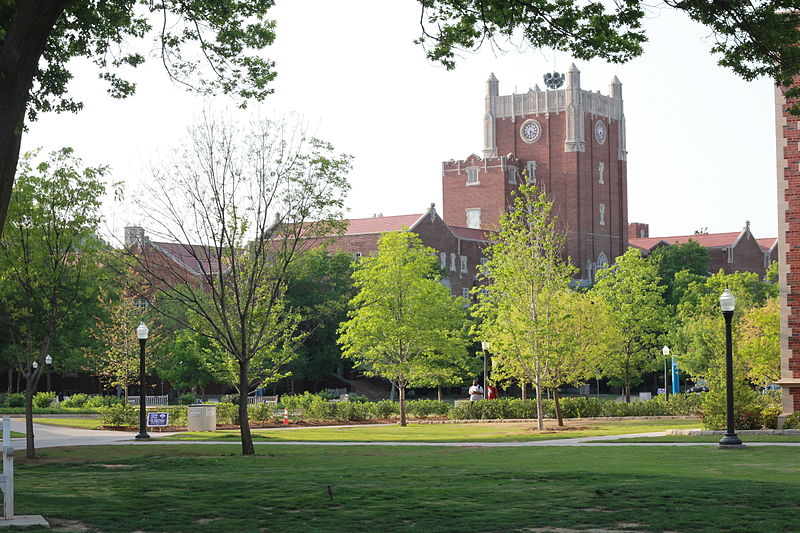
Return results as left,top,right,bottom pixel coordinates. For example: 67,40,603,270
328,205,491,299
628,221,777,278
442,65,628,283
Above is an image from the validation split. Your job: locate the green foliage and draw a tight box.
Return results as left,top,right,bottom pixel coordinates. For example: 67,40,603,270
248,403,279,423
650,240,710,306
700,368,776,430
339,230,470,424
370,400,400,419
405,400,450,418
738,297,780,388
84,396,124,408
473,184,576,427
99,403,137,427
60,394,89,408
784,412,800,430
177,393,197,406
32,392,56,408
591,248,667,401
4,394,25,408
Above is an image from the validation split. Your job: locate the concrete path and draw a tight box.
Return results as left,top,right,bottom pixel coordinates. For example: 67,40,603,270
9,420,800,449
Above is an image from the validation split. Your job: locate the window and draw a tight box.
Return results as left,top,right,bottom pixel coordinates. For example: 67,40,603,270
462,287,470,299
727,247,734,264
440,252,447,269
467,167,479,184
639,229,645,238
526,161,537,184
507,166,517,184
353,252,362,260
450,253,456,271
460,255,468,273
599,203,606,226
597,252,609,271
441,277,451,290
480,257,488,266
466,208,481,229
133,297,149,310
598,161,605,184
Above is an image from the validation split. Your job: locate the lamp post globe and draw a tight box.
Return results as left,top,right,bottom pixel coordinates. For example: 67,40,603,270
135,322,150,440
718,289,743,448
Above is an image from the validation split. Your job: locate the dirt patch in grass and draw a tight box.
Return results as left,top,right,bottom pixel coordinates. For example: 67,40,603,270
527,425,594,433
97,464,136,469
50,519,94,531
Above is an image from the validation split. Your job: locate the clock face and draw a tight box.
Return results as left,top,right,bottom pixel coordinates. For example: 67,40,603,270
520,119,542,143
595,120,607,144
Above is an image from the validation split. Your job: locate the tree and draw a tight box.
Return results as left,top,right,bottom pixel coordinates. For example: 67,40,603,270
284,247,356,386
472,184,575,430
542,290,619,425
0,2,279,232
591,248,667,402
338,230,469,427
128,116,350,455
0,148,109,457
649,241,710,306
416,2,800,106
739,297,780,388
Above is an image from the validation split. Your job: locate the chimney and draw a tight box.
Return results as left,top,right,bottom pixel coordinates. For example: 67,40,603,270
124,226,145,246
628,222,649,240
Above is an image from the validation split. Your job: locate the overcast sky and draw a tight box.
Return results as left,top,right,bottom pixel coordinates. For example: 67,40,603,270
21,0,778,242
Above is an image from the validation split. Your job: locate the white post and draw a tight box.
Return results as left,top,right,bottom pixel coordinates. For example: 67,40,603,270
3,447,12,520
2,417,8,449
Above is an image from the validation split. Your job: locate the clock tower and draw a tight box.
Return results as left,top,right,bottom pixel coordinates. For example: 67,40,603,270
441,64,628,283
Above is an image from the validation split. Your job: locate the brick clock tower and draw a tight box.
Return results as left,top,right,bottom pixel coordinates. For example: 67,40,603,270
441,64,628,283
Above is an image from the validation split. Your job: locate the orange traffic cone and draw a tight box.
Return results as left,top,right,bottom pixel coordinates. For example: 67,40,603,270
283,408,289,426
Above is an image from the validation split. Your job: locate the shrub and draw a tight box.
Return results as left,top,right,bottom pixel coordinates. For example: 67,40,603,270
784,412,800,429
369,400,399,419
60,393,89,408
216,403,239,425
177,393,197,405
249,403,279,423
100,403,137,427
84,396,124,408
280,392,320,413
701,373,764,430
406,400,449,418
32,392,56,408
5,393,24,408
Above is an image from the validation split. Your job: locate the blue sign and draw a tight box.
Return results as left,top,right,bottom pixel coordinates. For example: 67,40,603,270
671,357,680,395
147,412,169,427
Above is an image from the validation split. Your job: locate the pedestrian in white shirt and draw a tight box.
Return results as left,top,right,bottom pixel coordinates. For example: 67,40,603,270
468,380,484,401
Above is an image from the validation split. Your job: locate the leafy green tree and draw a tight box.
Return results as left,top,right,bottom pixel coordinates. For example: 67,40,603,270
739,297,780,388
649,241,710,306
284,248,356,386
0,148,109,457
417,3,800,107
673,270,777,379
338,230,469,427
129,116,350,455
591,248,667,402
0,2,279,231
472,184,575,429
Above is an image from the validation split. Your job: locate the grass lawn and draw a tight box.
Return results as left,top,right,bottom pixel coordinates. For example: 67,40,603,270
162,418,701,443
10,443,800,532
33,418,103,430
611,434,800,443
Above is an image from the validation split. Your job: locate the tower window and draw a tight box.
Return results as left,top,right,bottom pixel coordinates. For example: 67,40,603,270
507,166,517,184
727,247,734,264
526,161,537,185
599,203,606,226
440,252,447,269
467,167,479,184
598,161,605,184
466,208,481,229
450,253,457,271
460,255,468,273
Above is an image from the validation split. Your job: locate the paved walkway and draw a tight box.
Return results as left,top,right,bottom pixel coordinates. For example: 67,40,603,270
8,420,800,449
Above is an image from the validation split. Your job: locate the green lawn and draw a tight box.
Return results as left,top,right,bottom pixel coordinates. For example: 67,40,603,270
611,434,800,443
10,443,800,532
33,418,103,430
163,418,701,443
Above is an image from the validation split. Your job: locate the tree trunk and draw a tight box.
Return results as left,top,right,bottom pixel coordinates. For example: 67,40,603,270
25,378,36,458
6,369,11,394
238,360,254,455
521,381,527,400
534,377,544,431
398,380,407,427
437,386,443,402
553,388,563,427
0,1,70,232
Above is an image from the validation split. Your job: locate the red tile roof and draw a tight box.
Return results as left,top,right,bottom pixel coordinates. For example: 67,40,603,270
630,232,743,251
449,226,494,241
628,237,668,252
756,238,777,252
152,242,224,274
343,214,424,235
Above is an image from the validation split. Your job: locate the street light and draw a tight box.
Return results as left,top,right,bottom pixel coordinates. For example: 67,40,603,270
45,354,52,393
480,341,489,398
135,322,150,440
719,289,743,448
662,345,670,400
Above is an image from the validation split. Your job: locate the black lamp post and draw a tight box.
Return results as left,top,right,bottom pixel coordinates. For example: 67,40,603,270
45,354,52,393
719,289,743,448
135,322,150,440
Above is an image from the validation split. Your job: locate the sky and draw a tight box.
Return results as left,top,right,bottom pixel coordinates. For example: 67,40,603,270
20,0,778,243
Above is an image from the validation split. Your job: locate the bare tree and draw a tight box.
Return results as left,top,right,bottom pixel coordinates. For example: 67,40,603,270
127,115,350,455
